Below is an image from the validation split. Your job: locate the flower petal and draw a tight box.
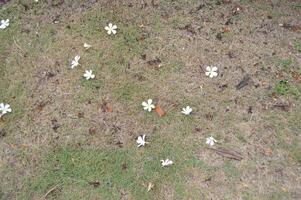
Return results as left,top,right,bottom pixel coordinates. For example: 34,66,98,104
212,71,218,77
142,102,148,107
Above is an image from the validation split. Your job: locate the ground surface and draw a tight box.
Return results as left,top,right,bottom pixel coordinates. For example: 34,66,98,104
0,0,301,199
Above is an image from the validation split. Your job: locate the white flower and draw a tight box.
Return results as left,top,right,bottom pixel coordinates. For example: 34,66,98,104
181,106,192,115
83,70,95,80
205,66,218,78
84,43,91,50
105,23,117,35
0,103,12,117
70,55,80,69
136,134,148,147
0,19,9,29
147,182,154,192
142,99,155,112
34,0,39,2
206,136,217,146
161,159,173,167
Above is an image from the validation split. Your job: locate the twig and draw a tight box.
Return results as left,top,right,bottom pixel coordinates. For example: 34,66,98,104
42,184,59,199
206,146,243,161
13,36,24,53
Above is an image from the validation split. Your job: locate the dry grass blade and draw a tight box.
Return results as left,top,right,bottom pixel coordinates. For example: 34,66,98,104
41,184,59,199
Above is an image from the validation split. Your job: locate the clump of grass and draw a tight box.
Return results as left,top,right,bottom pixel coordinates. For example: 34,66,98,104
113,82,146,102
273,80,300,99
19,138,204,199
293,41,301,53
278,58,293,72
274,80,289,95
292,3,301,9
80,77,103,90
223,160,240,180
169,60,185,72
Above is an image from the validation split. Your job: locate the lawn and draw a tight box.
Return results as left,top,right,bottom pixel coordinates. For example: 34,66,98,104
0,0,301,199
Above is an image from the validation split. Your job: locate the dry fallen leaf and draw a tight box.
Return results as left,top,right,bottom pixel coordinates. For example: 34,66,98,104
222,27,230,33
292,72,301,81
155,105,165,117
100,101,113,113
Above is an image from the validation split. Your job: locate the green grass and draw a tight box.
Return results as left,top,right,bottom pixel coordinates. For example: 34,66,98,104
19,138,204,199
265,107,301,164
292,3,301,9
273,80,301,99
223,160,240,180
293,41,301,53
274,80,289,95
278,58,293,72
112,82,151,103
1,1,301,199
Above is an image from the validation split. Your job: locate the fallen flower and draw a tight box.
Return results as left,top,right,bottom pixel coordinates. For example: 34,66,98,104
0,19,9,29
161,159,173,167
181,106,192,115
84,43,91,50
136,135,148,147
142,99,155,112
206,136,217,146
105,23,117,35
0,103,12,117
70,55,80,69
205,66,218,78
83,70,95,80
147,182,154,192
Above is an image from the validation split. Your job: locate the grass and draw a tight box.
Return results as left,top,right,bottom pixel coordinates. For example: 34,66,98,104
19,138,204,199
274,80,289,95
278,58,293,72
273,80,301,99
291,3,301,9
1,0,301,199
293,41,301,53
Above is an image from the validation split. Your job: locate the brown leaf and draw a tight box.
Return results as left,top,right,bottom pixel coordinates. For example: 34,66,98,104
236,74,251,90
208,147,243,161
280,23,301,32
179,24,196,35
77,112,85,118
88,181,100,188
51,119,60,132
36,101,48,112
216,32,223,41
100,101,113,113
147,58,161,67
105,104,113,113
222,27,230,33
89,127,97,135
121,163,127,170
273,102,291,112
155,105,165,117
292,72,301,81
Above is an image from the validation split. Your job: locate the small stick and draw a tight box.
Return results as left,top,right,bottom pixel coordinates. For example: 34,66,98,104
42,184,59,199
